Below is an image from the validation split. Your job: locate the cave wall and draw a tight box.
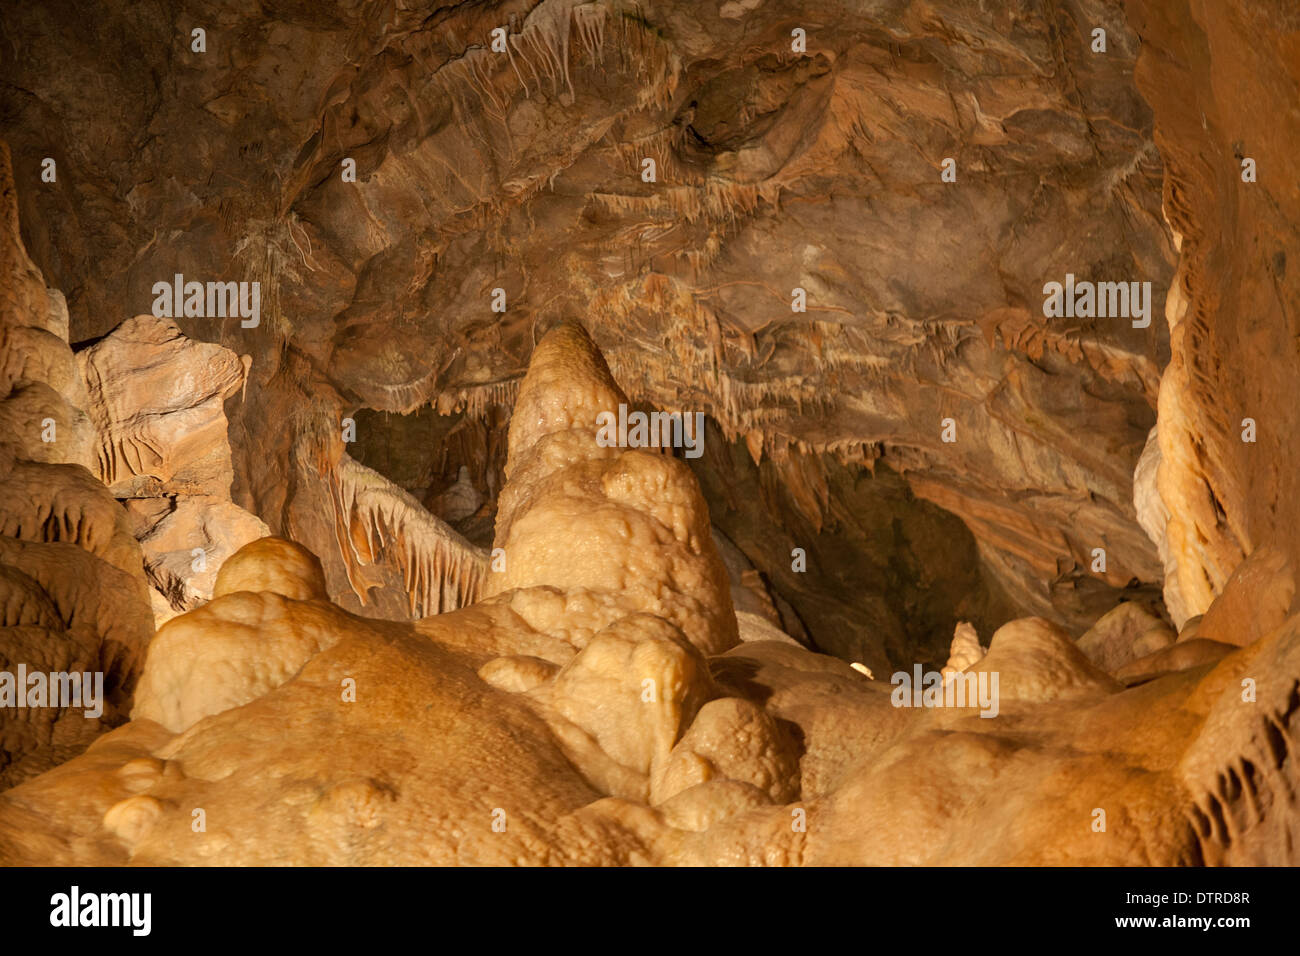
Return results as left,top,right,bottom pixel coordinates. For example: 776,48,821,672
1126,0,1300,625
1,0,1177,634
690,425,1019,674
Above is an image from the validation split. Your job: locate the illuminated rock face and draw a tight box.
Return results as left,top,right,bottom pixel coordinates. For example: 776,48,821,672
0,0,1298,867
486,322,738,656
0,0,1175,637
1,322,1298,867
1126,1,1300,627
75,313,271,625
0,143,155,789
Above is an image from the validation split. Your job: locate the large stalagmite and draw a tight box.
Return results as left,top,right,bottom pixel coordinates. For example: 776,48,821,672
484,322,739,655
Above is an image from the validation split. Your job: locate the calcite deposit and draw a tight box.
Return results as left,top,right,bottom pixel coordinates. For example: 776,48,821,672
0,320,1295,866
0,0,1298,866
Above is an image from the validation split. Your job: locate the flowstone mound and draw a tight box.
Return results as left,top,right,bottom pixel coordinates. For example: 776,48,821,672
1,323,1296,866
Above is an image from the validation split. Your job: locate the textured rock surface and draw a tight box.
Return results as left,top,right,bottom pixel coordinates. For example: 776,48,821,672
484,322,738,655
2,321,1298,867
0,0,1175,642
70,311,278,624
1126,0,1300,625
1077,599,1174,673
125,496,272,626
0,0,1298,868
77,314,249,499
0,143,154,789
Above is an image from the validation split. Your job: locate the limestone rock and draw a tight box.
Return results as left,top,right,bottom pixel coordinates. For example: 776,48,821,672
0,624,107,789
0,140,154,791
941,621,987,679
0,327,1298,867
76,314,247,498
968,617,1122,704
0,0,1175,638
0,380,95,470
735,609,802,647
125,495,271,616
544,614,714,801
130,546,349,733
1194,545,1296,648
1077,601,1176,674
430,466,483,524
652,697,800,806
1113,638,1236,686
0,455,142,577
485,322,739,656
2,0,1300,870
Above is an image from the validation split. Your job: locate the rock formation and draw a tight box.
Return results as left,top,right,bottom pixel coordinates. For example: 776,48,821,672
2,322,1298,866
0,143,154,788
75,313,271,624
1,0,1176,645
0,0,1298,867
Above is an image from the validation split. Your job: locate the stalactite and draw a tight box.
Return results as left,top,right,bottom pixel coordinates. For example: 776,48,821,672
433,0,675,128
574,3,607,65
591,179,779,228
432,379,520,418
328,454,489,618
611,124,697,185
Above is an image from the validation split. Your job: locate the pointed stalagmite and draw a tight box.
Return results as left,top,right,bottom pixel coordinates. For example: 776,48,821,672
487,321,738,655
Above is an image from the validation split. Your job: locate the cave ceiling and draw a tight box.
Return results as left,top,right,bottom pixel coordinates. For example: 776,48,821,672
3,0,1175,641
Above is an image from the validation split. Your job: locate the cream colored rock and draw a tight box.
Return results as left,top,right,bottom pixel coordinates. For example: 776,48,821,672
327,453,487,617
131,538,340,732
1077,601,1176,674
656,779,772,832
477,655,559,694
126,495,270,617
544,614,713,797
1133,424,1192,627
213,536,329,601
735,609,801,646
652,696,799,805
76,314,247,497
941,620,986,680
967,617,1121,703
486,323,738,656
0,153,156,791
